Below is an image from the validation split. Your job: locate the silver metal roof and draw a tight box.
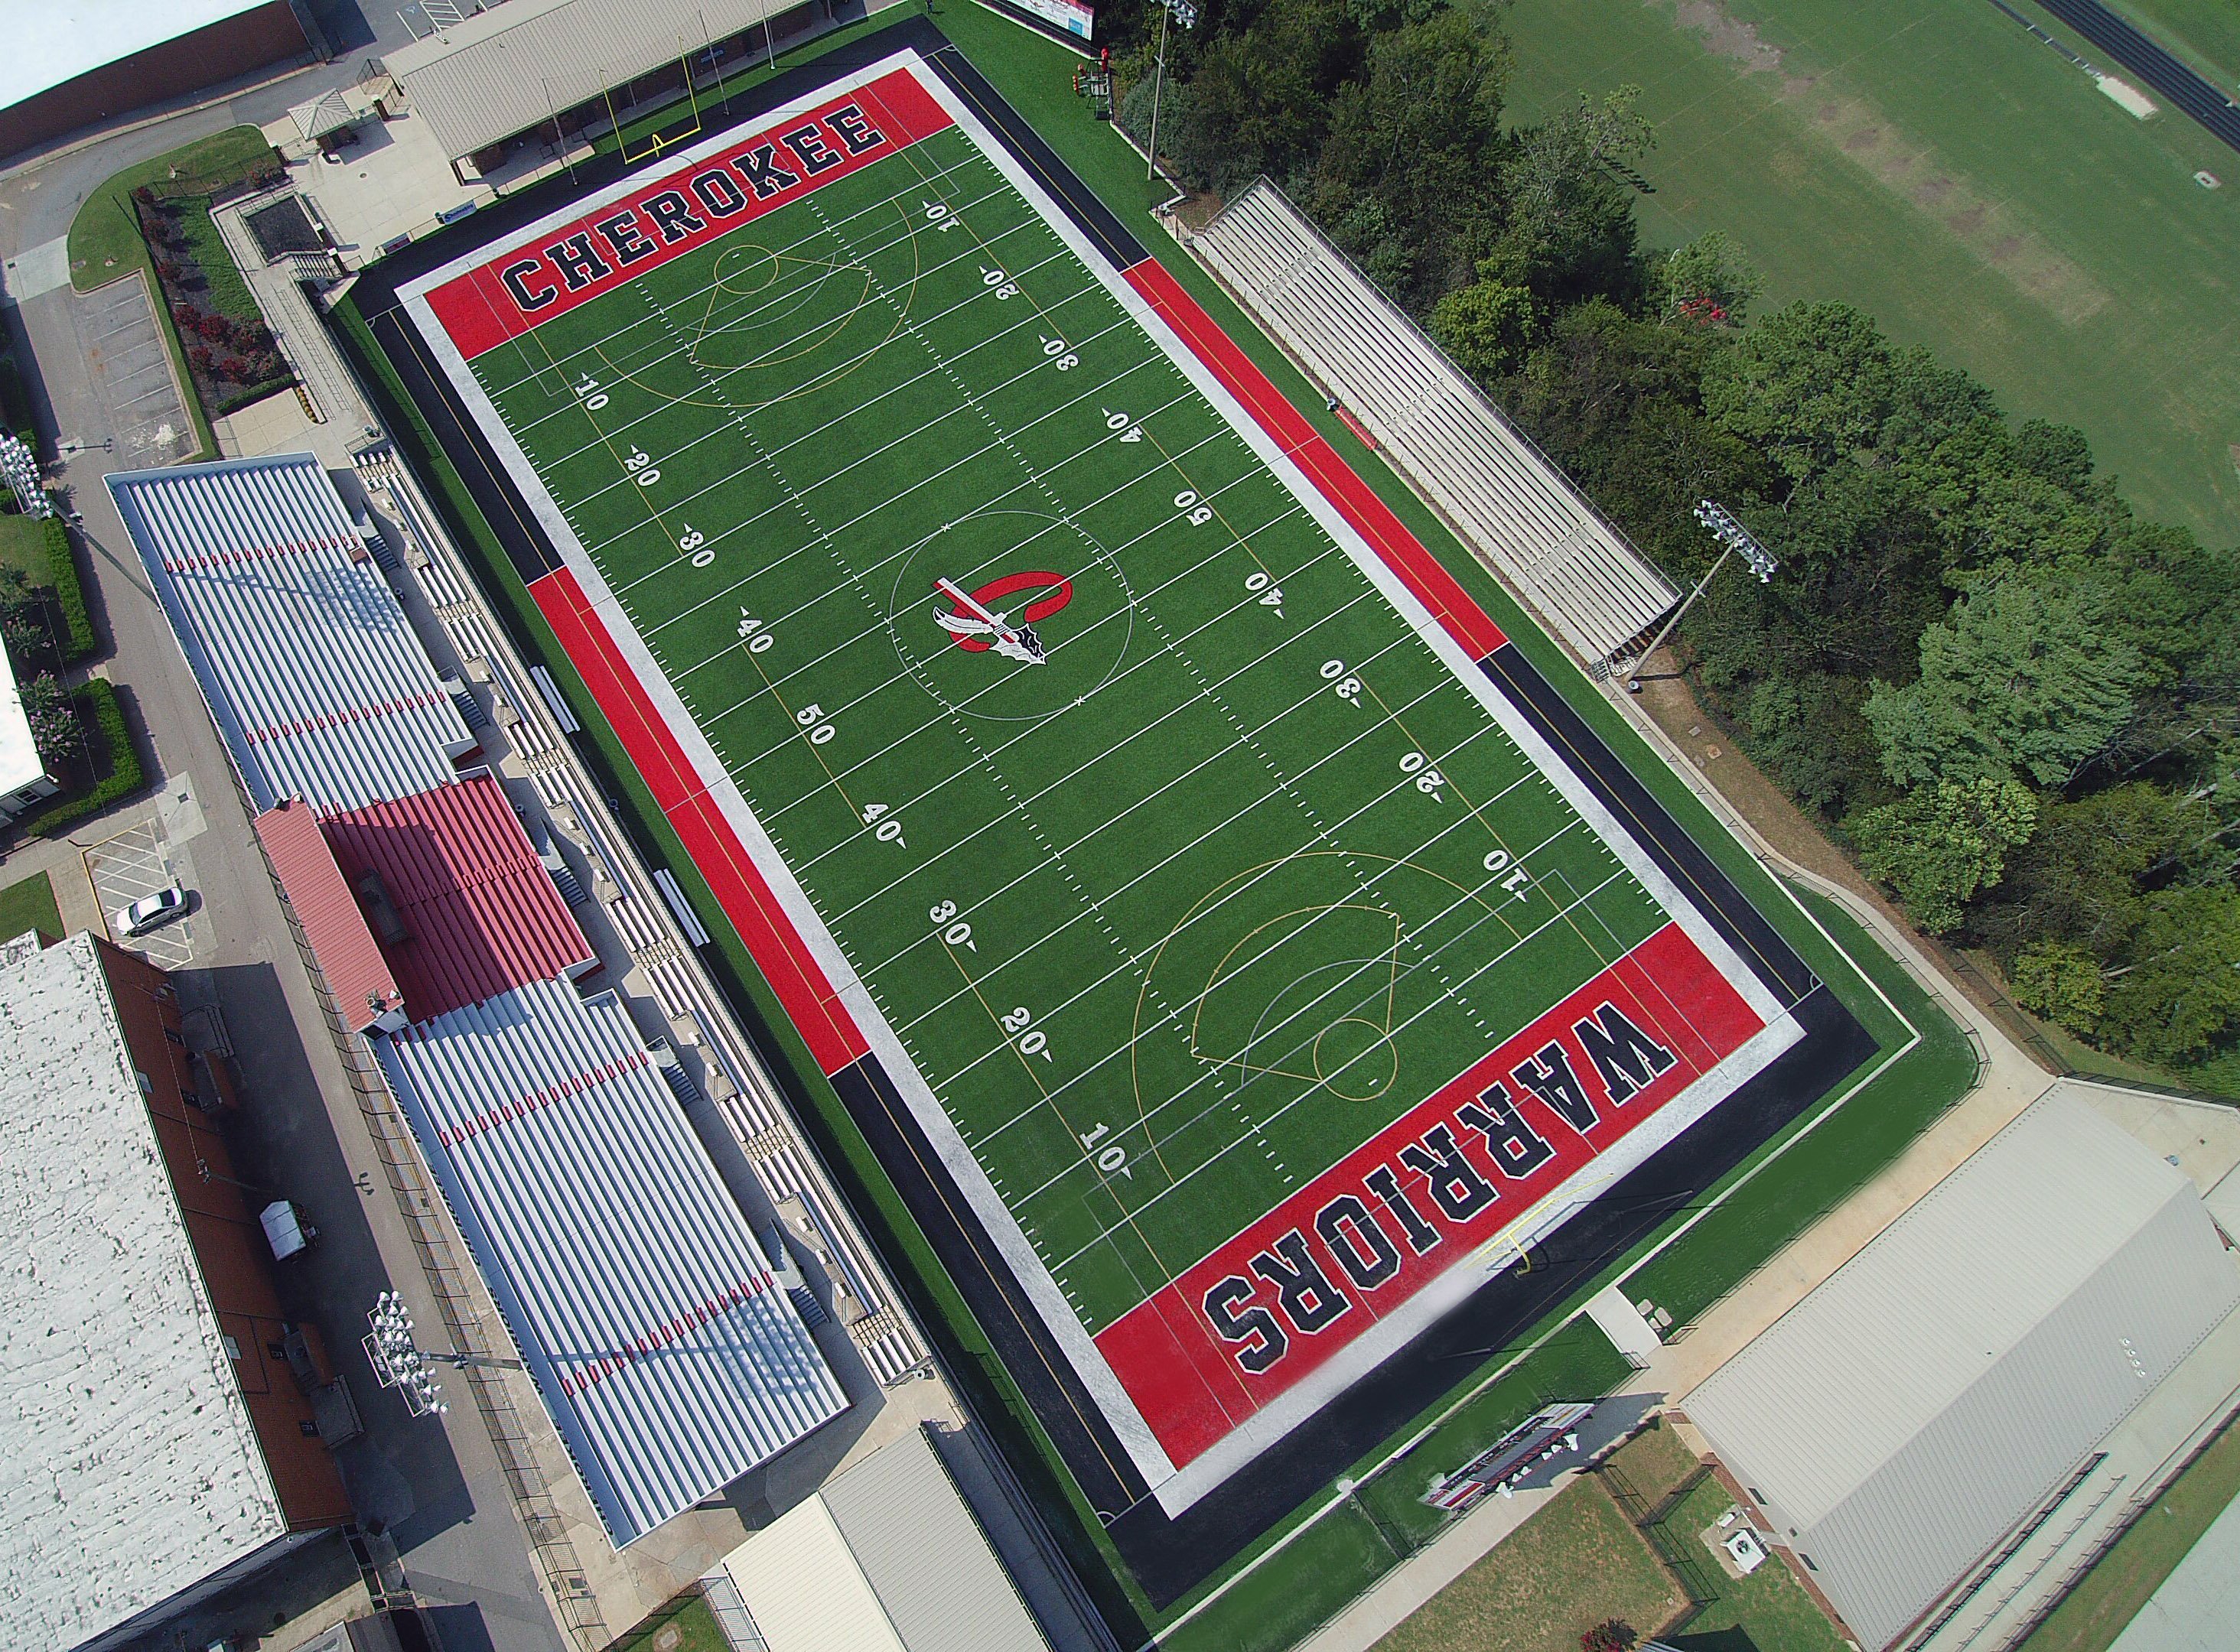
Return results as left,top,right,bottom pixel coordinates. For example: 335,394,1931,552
385,0,790,161
1190,181,1679,665
1687,1091,2240,1649
110,455,470,814
376,977,846,1546
721,1427,1053,1652
0,935,288,1650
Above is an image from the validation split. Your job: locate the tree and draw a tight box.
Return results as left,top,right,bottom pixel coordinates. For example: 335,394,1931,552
1850,776,2037,933
1656,229,1760,327
2010,941,2105,1032
1968,783,2221,962
1430,276,1536,379
2098,886,2240,1065
1313,7,1508,298
1865,564,2150,789
16,673,77,767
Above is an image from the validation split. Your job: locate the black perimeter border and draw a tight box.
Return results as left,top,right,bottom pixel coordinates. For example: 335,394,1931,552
337,18,1874,1608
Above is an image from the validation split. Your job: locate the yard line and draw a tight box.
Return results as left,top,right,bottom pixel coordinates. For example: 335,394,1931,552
643,364,1216,655
845,626,1439,976
474,145,1011,415
708,454,1307,796
915,715,1550,1099
1033,855,1633,1257
810,584,1401,899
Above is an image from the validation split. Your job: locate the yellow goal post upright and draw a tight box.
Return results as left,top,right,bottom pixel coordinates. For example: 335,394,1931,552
604,31,711,165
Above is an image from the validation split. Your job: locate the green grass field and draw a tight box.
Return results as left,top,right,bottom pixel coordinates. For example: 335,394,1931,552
437,101,1711,1337
0,871,62,941
1504,0,2240,545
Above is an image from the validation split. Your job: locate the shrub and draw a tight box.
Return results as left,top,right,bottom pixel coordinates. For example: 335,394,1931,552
171,301,197,328
230,318,271,354
155,259,182,284
194,312,231,343
41,517,93,661
131,184,155,205
21,680,142,836
187,345,216,375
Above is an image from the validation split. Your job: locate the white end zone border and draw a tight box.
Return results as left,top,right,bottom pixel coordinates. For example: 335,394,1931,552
399,46,1802,1514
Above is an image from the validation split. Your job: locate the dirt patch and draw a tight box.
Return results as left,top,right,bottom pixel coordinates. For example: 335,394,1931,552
1672,0,1783,72
1651,0,2111,326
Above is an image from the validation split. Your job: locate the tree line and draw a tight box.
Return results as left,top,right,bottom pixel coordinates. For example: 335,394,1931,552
1100,0,2240,1088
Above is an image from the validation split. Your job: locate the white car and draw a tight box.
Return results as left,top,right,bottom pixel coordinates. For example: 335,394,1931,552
115,885,188,937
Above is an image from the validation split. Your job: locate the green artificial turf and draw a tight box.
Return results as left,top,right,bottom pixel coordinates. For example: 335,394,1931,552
1504,0,2240,545
447,114,1679,1332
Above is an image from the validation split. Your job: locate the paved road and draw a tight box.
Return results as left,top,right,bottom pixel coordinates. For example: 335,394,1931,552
2030,0,2240,154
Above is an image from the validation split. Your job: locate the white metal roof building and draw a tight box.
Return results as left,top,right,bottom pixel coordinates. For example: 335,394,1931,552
1189,181,1679,666
0,935,293,1650
1686,1092,2240,1650
0,641,57,823
110,455,474,813
718,1426,1053,1652
376,977,847,1545
384,0,792,162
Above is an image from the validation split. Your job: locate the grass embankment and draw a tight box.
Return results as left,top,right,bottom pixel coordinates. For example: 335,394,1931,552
2021,1415,2240,1652
0,870,63,941
608,1592,731,1652
1504,0,2240,544
1373,1475,1686,1652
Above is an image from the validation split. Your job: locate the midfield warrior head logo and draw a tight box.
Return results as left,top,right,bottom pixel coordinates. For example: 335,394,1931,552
932,572,1073,668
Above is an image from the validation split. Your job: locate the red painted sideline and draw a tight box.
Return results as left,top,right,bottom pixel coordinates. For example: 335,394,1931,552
1093,921,1764,1468
531,567,870,1076
1122,257,1506,660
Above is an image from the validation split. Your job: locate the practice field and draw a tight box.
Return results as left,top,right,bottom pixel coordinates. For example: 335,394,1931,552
1504,0,2240,542
399,44,1805,1550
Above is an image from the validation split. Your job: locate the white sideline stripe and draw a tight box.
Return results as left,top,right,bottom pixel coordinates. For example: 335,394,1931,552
399,49,1796,1511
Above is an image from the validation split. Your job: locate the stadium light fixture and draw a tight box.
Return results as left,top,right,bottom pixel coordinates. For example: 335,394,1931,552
1623,499,1778,694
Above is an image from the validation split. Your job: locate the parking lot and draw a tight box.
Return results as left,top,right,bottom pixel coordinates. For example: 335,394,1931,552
84,819,197,969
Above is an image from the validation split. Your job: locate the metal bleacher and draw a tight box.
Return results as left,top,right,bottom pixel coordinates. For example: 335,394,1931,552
1187,180,1679,670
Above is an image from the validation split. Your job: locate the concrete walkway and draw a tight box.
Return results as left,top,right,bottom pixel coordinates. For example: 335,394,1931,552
2108,1480,2240,1652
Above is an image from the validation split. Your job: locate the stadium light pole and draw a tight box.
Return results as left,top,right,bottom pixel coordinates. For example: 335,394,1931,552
1144,0,1199,182
1623,499,1776,694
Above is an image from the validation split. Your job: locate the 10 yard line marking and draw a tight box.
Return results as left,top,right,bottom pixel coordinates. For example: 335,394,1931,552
1030,860,1637,1258
929,754,1571,1109
808,187,1294,1190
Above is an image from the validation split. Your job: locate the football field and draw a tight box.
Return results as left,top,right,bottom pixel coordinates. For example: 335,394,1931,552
400,49,1798,1514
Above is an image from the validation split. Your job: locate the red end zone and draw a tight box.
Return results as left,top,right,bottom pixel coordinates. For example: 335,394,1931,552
422,69,954,361
1096,921,1766,1467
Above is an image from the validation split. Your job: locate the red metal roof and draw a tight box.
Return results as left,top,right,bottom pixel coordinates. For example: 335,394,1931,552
320,774,593,1023
255,799,402,1032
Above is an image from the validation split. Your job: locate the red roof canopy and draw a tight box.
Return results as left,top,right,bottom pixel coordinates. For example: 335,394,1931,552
256,799,401,1032
321,773,593,1023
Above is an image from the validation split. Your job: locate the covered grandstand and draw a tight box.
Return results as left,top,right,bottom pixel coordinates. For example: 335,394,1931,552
380,979,846,1543
113,451,849,1546
112,455,476,813
1187,180,1678,668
